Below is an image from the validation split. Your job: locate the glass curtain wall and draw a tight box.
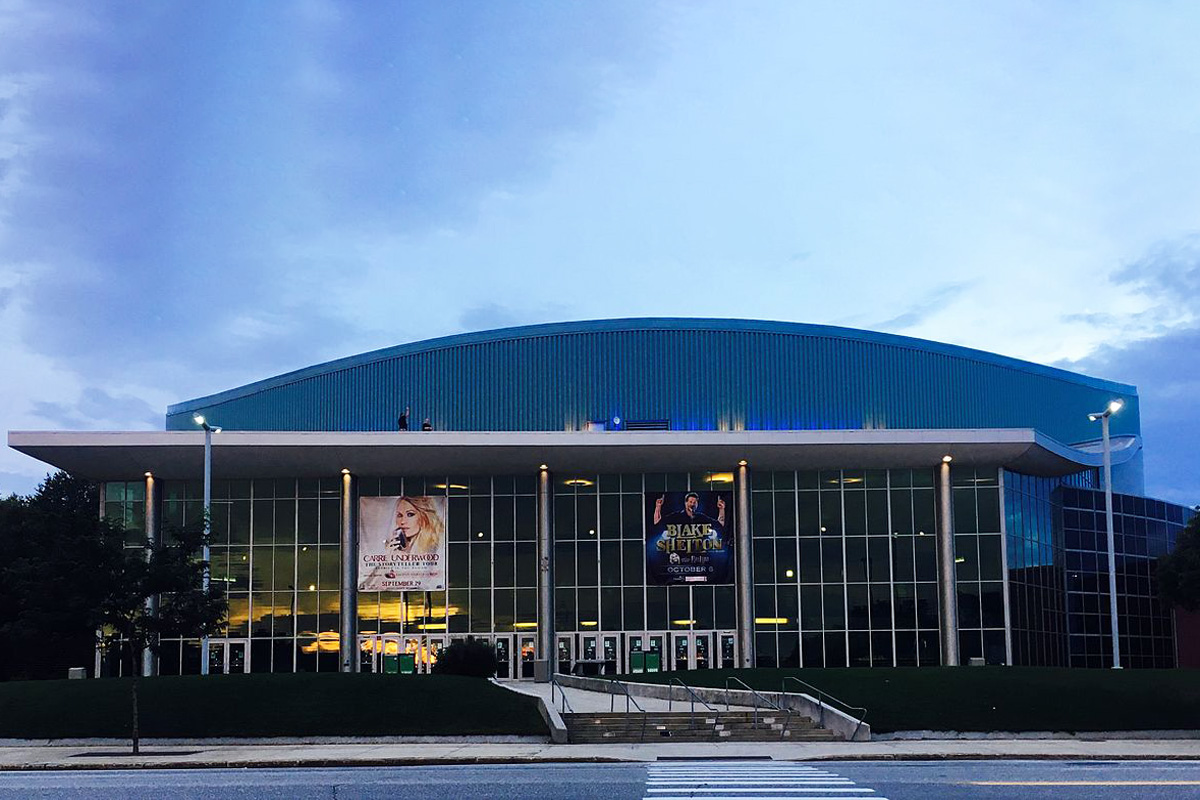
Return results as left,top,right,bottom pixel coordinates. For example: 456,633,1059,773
355,475,540,643
1003,472,1069,666
951,467,1007,664
1061,487,1189,668
751,469,953,668
552,472,738,639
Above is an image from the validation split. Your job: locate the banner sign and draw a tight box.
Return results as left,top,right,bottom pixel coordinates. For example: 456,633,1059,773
644,491,734,585
358,496,447,591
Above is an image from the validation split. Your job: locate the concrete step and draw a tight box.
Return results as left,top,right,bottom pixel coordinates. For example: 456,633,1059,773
562,710,839,744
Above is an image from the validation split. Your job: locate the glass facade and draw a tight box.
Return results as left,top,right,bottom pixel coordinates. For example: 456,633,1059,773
101,462,1192,676
1004,470,1193,669
1061,486,1189,668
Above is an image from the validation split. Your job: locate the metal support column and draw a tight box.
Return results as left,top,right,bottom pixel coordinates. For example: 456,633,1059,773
339,470,358,672
997,468,1014,666
1101,413,1122,669
536,465,553,682
142,472,158,677
937,460,959,666
200,428,212,676
736,461,754,668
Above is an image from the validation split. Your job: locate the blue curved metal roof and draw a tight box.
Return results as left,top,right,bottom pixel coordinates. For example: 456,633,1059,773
166,318,1139,443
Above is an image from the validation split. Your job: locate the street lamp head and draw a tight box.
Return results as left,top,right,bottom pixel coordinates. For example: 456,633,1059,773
193,414,205,426
1088,398,1125,421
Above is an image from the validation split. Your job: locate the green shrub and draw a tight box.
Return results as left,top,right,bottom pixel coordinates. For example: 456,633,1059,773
432,637,499,678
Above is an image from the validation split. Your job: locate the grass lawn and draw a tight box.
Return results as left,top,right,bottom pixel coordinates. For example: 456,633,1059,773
623,667,1200,733
0,673,546,739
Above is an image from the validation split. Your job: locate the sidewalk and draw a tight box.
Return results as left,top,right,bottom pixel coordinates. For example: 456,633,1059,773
2,738,1200,771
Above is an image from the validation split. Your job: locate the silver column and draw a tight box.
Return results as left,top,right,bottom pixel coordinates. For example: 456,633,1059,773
200,428,212,676
937,460,959,666
736,461,754,667
95,483,106,678
339,470,358,673
142,472,158,677
997,468,1014,666
536,466,553,681
1101,413,1122,669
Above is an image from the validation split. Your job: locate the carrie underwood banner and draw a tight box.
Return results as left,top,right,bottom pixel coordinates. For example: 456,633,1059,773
358,496,448,591
645,491,734,585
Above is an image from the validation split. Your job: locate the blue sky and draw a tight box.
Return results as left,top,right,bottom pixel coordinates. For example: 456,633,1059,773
1,1,1197,505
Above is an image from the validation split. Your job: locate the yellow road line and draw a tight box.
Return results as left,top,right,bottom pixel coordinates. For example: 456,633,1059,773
970,781,1200,786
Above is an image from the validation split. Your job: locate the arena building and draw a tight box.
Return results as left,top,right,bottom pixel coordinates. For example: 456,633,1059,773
8,318,1194,678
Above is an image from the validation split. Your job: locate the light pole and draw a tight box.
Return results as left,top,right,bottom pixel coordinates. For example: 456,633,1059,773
1088,398,1124,669
194,414,221,676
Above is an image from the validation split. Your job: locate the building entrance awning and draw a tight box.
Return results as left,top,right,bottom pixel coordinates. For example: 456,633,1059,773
8,428,1138,481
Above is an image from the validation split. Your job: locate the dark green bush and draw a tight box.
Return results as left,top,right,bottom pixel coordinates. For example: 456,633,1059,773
432,637,499,678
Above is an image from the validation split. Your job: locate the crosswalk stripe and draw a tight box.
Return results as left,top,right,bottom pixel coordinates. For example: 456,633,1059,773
646,789,874,794
644,760,885,800
647,781,855,785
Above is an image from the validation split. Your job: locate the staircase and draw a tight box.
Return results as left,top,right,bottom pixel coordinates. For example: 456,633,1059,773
563,710,840,743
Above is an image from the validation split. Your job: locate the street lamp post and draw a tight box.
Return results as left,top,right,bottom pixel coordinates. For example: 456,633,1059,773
1088,399,1124,670
194,414,221,676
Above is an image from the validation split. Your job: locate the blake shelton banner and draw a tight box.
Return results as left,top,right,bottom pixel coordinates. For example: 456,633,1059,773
645,491,734,585
358,496,447,591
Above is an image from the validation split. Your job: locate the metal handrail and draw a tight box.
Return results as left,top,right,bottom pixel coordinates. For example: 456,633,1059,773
549,676,575,714
780,676,869,740
606,679,649,743
667,676,716,732
724,676,781,725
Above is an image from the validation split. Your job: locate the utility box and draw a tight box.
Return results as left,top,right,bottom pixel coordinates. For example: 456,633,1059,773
67,667,87,679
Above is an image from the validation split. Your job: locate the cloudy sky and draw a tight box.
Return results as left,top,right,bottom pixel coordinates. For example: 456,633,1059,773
1,1,1197,505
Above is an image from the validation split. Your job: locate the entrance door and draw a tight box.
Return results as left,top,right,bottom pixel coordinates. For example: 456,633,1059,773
556,635,573,675
207,639,249,674
602,634,619,674
519,636,537,679
494,635,513,679
718,631,737,669
578,634,599,675
671,632,692,671
694,632,711,670
664,631,728,670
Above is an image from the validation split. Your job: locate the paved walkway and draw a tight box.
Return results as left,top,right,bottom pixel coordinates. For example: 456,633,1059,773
2,738,1200,770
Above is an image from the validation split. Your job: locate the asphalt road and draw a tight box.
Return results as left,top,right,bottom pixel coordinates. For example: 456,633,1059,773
1,759,1199,799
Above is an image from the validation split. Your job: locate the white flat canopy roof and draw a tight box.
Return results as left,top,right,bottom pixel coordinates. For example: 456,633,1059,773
8,428,1134,481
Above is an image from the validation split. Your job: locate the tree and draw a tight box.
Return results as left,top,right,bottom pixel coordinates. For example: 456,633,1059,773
432,636,499,678
0,471,227,753
95,520,227,754
0,474,115,680
1158,509,1200,612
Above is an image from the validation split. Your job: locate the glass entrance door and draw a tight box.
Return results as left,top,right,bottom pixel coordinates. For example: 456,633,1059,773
519,636,536,679
662,631,730,670
718,631,737,669
602,634,619,674
556,635,573,675
207,639,249,674
671,632,691,670
494,635,513,679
